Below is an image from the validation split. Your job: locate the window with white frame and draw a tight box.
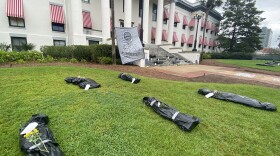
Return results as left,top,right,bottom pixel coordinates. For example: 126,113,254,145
9,17,25,27
82,0,90,3
53,40,66,46
11,37,27,51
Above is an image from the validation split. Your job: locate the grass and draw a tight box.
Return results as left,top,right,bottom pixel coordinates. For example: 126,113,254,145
217,59,280,72
0,66,279,156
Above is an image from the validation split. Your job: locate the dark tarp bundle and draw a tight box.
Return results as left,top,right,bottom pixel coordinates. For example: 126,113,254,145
118,73,141,84
19,114,64,156
198,88,277,111
143,97,201,132
65,77,101,89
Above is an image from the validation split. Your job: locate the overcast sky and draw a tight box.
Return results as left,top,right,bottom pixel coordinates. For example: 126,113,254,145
188,0,280,48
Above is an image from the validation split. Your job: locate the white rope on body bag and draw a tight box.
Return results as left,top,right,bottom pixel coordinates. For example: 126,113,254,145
172,112,180,120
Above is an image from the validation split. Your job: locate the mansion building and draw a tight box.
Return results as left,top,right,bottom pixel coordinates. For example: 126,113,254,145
0,0,222,52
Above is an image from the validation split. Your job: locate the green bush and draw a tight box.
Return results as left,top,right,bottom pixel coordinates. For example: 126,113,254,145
0,51,43,63
41,44,120,63
98,57,112,64
207,52,253,60
70,58,78,63
202,53,212,59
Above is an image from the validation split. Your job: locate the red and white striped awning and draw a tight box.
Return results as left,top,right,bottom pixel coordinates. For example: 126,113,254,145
208,39,213,46
215,26,219,32
6,0,24,18
82,11,92,29
50,4,65,24
206,21,211,30
173,32,178,42
189,18,195,27
162,30,168,41
204,38,208,46
201,20,205,28
163,8,169,20
187,35,194,44
181,34,187,43
199,36,203,45
211,23,216,31
174,12,180,23
183,16,188,26
151,27,156,40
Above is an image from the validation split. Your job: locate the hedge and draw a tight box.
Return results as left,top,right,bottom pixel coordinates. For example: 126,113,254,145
41,44,120,62
203,52,253,60
0,51,43,63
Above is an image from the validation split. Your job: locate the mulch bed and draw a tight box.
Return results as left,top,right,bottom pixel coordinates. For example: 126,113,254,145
1,62,279,89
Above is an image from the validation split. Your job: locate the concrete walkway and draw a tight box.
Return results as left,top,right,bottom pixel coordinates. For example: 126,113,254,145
153,65,280,87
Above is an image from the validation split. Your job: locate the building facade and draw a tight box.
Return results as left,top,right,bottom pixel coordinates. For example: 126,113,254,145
260,27,273,48
0,0,222,52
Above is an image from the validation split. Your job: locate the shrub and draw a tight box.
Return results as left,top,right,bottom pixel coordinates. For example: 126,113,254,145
207,52,253,60
40,46,73,59
70,58,78,63
16,59,26,64
41,44,120,63
80,59,87,63
98,57,112,64
202,53,212,59
0,42,11,52
0,51,43,63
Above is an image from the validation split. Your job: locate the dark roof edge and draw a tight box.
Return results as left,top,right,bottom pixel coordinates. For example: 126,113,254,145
176,0,223,21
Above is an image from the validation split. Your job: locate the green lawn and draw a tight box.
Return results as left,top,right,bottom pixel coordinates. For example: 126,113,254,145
0,66,279,155
217,59,280,72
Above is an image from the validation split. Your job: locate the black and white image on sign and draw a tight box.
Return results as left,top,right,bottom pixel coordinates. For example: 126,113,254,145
115,27,144,64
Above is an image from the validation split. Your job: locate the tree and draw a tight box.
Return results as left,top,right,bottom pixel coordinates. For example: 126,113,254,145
199,0,223,52
218,0,264,53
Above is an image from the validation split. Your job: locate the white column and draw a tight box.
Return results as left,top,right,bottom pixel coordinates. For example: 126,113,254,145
101,0,111,44
124,0,132,27
67,0,86,45
168,0,176,44
155,0,164,45
143,0,150,44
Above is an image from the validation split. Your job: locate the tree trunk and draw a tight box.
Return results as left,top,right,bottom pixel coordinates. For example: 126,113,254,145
229,24,236,52
111,0,116,65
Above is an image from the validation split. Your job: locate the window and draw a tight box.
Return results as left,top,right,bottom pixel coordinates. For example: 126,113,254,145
163,19,167,24
201,27,203,31
53,40,66,46
120,20,124,27
182,25,186,29
188,44,192,47
181,43,184,47
172,42,175,46
8,17,25,27
210,31,213,34
89,40,99,45
152,4,157,21
151,39,155,44
206,29,209,33
52,23,65,32
139,0,143,17
199,44,201,48
11,37,27,51
174,22,177,27
213,47,215,50
82,0,90,3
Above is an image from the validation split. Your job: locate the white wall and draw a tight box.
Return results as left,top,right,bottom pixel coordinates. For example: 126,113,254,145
0,0,221,52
